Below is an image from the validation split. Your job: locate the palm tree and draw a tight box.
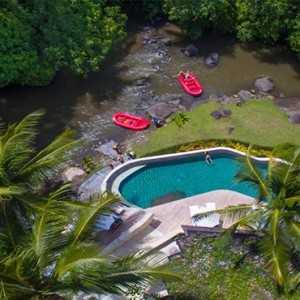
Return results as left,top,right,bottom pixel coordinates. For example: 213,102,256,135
0,111,183,299
0,110,82,251
192,144,300,286
0,187,182,299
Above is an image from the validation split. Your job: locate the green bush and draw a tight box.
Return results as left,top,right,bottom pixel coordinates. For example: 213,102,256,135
167,235,280,299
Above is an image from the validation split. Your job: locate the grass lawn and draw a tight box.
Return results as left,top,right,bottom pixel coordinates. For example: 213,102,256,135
133,99,300,157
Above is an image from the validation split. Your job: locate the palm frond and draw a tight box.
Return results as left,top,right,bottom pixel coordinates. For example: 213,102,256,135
0,130,33,175
0,203,27,253
192,204,254,223
287,222,300,254
53,241,107,278
15,128,83,188
0,245,46,298
257,236,290,285
54,248,182,295
72,192,121,242
235,149,272,202
0,185,25,198
48,183,72,201
109,250,183,283
14,109,45,135
31,199,70,267
225,206,265,235
273,144,300,165
215,225,239,248
271,146,300,195
0,110,45,175
13,194,48,213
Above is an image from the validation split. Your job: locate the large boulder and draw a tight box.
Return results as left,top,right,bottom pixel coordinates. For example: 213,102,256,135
209,94,219,102
184,44,198,57
161,38,172,46
289,113,300,124
136,78,148,87
220,108,232,117
274,97,300,116
238,90,254,102
147,102,174,120
63,167,85,183
254,76,275,92
205,52,219,67
211,110,222,119
190,99,207,110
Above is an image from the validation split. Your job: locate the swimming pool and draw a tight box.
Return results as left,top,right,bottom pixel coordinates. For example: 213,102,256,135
102,148,268,209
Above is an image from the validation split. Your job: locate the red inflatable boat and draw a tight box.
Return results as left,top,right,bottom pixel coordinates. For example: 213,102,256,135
112,112,149,130
178,72,203,96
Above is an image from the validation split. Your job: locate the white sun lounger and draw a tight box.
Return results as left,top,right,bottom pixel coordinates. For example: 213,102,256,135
95,214,120,231
189,202,220,227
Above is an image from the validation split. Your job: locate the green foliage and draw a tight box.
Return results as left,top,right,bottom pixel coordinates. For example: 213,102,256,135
0,0,127,87
168,235,281,299
170,112,190,129
163,0,236,39
211,145,300,285
0,5,48,87
82,156,99,173
288,15,300,59
235,0,297,43
162,0,300,58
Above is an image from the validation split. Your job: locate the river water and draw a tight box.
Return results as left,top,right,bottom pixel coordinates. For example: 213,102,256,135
0,22,299,158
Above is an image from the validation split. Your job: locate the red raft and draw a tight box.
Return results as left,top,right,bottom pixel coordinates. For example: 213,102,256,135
112,112,149,131
178,72,203,96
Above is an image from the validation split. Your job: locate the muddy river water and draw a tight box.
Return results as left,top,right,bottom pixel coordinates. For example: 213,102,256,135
0,22,299,158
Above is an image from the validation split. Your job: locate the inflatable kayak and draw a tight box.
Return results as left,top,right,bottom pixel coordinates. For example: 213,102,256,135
112,112,149,130
178,72,203,96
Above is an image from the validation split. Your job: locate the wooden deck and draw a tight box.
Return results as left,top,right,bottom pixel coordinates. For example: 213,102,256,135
145,189,255,235
106,190,255,256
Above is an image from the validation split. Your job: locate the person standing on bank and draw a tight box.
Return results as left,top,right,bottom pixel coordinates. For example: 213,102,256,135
117,155,124,164
205,151,213,165
152,117,162,128
113,144,122,155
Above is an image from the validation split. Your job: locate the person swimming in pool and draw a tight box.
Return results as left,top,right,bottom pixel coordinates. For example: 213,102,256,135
205,151,213,165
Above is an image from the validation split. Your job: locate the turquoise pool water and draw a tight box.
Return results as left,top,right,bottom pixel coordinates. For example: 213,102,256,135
119,154,267,208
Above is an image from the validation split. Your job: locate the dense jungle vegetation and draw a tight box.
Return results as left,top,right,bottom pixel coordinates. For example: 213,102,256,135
1,0,300,88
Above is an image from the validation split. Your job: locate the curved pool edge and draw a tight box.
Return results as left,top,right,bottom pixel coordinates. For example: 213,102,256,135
100,147,271,201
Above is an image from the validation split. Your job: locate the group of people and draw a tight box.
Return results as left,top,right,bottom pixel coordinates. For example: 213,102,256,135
107,144,136,169
108,145,213,169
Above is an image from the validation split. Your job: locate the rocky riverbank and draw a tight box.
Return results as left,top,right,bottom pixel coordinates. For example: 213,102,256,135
62,24,300,189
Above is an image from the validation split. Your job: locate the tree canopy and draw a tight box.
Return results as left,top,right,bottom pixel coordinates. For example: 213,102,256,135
2,0,300,87
162,0,300,58
0,0,127,87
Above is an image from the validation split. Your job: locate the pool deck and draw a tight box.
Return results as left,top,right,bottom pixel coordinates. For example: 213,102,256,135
103,189,255,257
145,189,254,233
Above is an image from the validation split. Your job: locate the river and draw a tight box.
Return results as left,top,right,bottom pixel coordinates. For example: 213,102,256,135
0,21,299,159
